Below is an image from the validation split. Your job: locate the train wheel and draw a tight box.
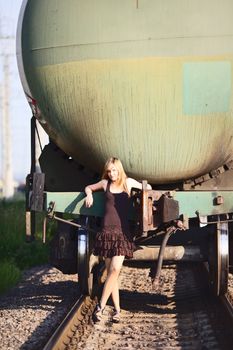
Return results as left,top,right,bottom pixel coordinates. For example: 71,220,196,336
77,226,98,296
208,222,229,296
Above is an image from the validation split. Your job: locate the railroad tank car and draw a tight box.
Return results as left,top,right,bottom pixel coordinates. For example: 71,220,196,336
17,0,233,297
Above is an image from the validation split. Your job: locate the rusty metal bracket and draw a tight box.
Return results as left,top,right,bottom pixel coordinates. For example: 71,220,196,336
132,180,161,236
132,182,180,237
31,173,45,211
196,211,233,225
141,180,155,234
47,201,56,218
183,159,233,189
46,201,97,233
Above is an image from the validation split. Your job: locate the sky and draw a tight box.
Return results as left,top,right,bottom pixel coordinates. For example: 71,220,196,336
0,0,33,182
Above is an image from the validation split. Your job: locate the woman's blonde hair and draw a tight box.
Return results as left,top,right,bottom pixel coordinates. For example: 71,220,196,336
102,157,129,195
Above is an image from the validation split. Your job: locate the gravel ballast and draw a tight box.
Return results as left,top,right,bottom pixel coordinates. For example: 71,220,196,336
1,263,233,350
0,265,79,350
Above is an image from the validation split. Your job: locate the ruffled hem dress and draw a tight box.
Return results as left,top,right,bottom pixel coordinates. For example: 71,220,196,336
93,180,135,259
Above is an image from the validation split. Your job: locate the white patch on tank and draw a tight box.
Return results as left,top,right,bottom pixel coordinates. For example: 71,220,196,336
183,61,231,115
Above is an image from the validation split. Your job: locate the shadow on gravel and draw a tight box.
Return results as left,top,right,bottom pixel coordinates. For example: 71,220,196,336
0,264,80,350
0,266,79,311
174,263,233,349
119,289,173,314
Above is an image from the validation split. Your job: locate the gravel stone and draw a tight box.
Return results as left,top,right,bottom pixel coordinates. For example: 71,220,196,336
0,264,79,350
1,264,233,349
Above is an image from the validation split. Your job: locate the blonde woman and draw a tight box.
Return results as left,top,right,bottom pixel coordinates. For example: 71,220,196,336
85,157,151,323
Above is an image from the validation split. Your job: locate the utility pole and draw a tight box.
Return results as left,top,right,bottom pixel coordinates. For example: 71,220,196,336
0,21,14,198
1,53,14,197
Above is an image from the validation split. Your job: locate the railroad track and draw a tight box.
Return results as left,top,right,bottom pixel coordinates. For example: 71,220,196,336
43,263,233,350
43,295,97,350
220,293,233,322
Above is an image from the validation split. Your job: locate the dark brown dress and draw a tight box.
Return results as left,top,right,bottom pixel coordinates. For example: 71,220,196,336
93,180,135,259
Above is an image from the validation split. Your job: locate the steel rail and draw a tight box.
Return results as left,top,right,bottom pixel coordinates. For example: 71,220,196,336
220,293,233,322
43,295,95,350
42,263,106,350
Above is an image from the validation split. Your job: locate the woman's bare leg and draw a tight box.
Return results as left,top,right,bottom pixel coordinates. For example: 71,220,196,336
100,256,124,311
104,258,121,311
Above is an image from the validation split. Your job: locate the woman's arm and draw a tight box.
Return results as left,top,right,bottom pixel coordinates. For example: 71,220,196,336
84,179,107,208
126,178,152,193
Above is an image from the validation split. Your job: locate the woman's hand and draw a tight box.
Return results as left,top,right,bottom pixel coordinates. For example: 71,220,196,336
85,193,93,208
84,180,106,208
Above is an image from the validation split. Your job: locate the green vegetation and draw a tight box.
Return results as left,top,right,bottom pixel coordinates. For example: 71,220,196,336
0,261,21,295
0,198,54,295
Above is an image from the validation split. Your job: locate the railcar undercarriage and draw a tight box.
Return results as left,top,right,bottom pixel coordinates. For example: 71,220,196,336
41,181,232,297
25,121,233,297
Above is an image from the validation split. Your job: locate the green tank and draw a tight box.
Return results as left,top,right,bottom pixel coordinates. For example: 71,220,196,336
17,0,233,183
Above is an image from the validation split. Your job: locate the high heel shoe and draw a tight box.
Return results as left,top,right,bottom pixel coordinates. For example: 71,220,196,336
112,309,121,323
93,303,104,322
